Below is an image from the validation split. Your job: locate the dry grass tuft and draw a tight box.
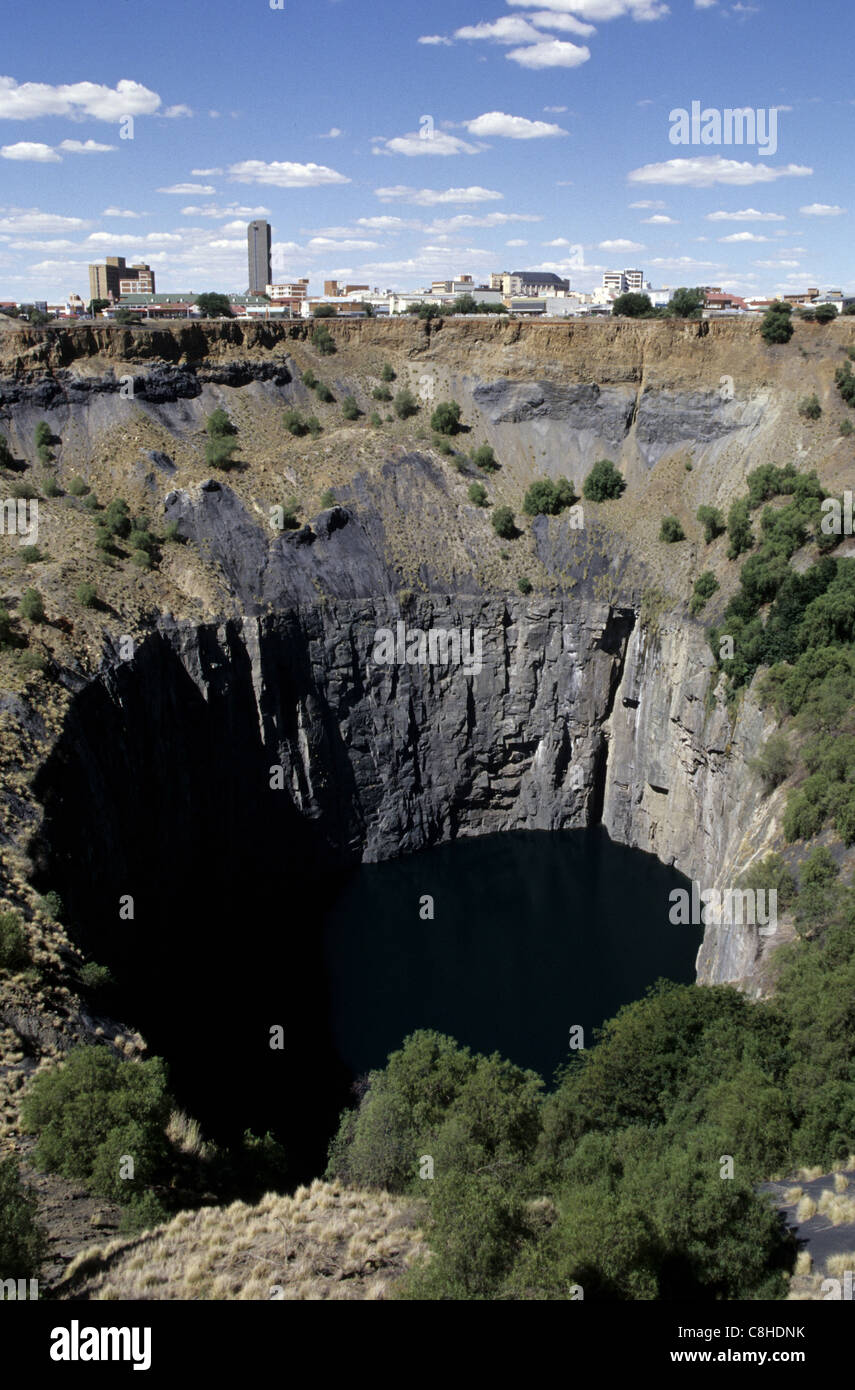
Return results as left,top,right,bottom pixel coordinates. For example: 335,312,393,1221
54,1181,426,1302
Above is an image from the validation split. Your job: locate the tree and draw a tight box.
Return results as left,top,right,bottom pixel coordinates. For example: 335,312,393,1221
341,396,361,421
19,588,45,623
394,388,419,420
798,394,822,420
612,292,655,318
814,303,838,324
659,515,685,543
0,910,30,969
312,325,336,355
381,363,396,383
431,401,462,435
761,301,794,345
315,382,335,403
468,482,488,507
727,498,754,559
283,408,308,437
750,732,794,791
471,444,498,472
492,506,517,539
206,408,237,439
113,309,142,325
103,498,131,538
0,1156,46,1282
690,571,719,616
313,304,337,318
195,292,233,319
697,504,725,544
665,287,705,319
373,385,392,402
583,459,626,503
88,298,110,317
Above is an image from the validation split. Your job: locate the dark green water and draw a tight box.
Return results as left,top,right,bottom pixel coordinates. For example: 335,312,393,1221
322,827,701,1085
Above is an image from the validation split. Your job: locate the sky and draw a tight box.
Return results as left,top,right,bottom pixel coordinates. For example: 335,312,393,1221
0,0,852,304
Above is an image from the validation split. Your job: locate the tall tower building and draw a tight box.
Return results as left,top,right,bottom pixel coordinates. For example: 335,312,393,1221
247,221,272,295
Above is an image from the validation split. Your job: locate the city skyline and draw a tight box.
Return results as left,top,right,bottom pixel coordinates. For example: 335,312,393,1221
0,0,852,304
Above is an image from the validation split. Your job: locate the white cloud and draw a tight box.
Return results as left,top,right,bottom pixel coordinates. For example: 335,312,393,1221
544,105,568,113
507,0,668,19
8,238,75,250
506,39,591,68
428,212,542,231
103,207,142,218
0,208,91,233
158,182,216,194
530,11,597,34
718,231,770,242
164,104,193,118
642,214,678,223
86,231,182,244
507,238,528,246
0,76,161,121
355,216,408,230
599,238,645,250
754,259,800,268
319,128,343,138
58,139,116,153
374,131,482,156
307,237,381,251
0,142,60,162
800,203,846,216
418,34,454,44
465,111,567,138
456,17,544,43
648,255,720,268
228,160,350,186
180,202,271,218
706,207,786,220
694,0,717,7
629,199,665,208
374,185,503,204
628,157,813,186
191,167,223,176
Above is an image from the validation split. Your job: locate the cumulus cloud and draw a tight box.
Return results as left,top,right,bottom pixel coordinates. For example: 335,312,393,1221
800,203,846,216
0,208,91,233
706,207,786,220
718,231,770,242
0,76,161,120
58,139,116,153
102,207,143,218
629,156,813,186
456,17,544,43
629,199,665,208
507,0,668,19
191,168,223,176
0,142,60,162
228,160,350,186
465,111,567,138
599,237,645,250
374,185,503,204
373,131,482,156
180,203,271,218
506,39,591,67
642,214,678,223
157,183,216,194
164,104,193,118
418,34,454,44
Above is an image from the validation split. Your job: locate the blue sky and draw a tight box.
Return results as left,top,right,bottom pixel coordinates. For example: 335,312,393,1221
0,0,852,302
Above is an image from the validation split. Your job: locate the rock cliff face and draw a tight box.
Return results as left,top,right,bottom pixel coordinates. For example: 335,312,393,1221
5,317,848,995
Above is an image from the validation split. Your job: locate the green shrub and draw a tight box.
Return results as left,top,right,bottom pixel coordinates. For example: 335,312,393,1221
0,434,14,468
518,577,533,595
0,604,12,647
814,304,838,324
492,506,516,539
283,408,307,437
319,490,336,509
312,325,336,355
75,582,97,608
205,408,237,439
431,401,462,436
128,528,154,555
19,588,45,623
68,476,89,496
0,910,30,969
83,492,99,511
750,732,794,792
435,437,454,456
840,419,854,437
20,1047,173,1207
162,521,180,543
727,498,754,559
42,477,60,497
78,962,114,990
582,459,625,503
17,650,46,676
697,505,725,543
394,389,419,420
315,383,334,404
468,482,488,507
205,437,239,470
471,444,498,473
306,416,322,438
372,386,392,402
380,363,396,382
103,498,131,538
19,545,43,564
835,362,855,409
760,301,794,345
369,412,382,428
0,1156,46,1281
34,421,52,448
738,853,797,909
341,396,360,421
798,394,822,420
302,369,318,389
659,515,685,543
131,549,152,569
522,478,576,518
689,570,719,615
37,891,62,919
